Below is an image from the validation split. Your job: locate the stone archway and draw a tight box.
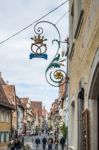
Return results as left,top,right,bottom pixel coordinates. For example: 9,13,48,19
89,63,99,99
87,48,99,150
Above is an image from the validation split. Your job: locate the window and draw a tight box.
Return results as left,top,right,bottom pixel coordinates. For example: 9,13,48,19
1,111,4,122
6,132,9,142
4,112,6,122
1,132,4,143
4,132,6,142
6,112,10,122
0,132,10,143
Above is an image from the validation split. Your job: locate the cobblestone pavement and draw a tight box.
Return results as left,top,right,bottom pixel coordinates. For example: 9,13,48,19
24,133,64,150
0,146,8,150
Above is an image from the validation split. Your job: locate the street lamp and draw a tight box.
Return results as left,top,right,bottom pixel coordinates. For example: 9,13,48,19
29,20,69,87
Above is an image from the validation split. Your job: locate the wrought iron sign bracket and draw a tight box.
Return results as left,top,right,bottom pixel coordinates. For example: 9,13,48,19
29,21,69,87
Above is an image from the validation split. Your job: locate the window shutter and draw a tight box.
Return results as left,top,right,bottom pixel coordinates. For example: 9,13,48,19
82,109,89,150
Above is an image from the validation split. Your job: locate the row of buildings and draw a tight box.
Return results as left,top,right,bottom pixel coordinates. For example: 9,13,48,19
50,0,99,150
49,79,68,137
0,73,48,149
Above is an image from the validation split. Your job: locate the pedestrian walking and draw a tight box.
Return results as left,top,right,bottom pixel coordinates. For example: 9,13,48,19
42,136,47,150
9,139,15,150
35,137,40,149
31,137,34,147
60,136,65,150
14,138,21,150
47,137,53,150
54,137,59,150
22,135,24,147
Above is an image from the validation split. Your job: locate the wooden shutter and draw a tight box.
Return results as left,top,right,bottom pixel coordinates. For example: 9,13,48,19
82,109,89,150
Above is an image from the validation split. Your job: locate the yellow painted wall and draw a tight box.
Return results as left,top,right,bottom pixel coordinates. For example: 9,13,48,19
0,123,10,131
0,107,12,148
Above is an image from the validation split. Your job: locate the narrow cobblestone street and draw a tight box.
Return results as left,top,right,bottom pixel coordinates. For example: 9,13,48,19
24,133,65,150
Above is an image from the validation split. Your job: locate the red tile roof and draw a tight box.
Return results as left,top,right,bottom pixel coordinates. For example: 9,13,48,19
3,85,16,106
0,80,14,109
31,101,42,116
20,97,29,106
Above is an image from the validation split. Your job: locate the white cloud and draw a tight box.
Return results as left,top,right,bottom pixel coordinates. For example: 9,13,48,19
0,0,69,111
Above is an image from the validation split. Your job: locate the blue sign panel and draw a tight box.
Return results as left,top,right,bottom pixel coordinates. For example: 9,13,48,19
29,53,48,60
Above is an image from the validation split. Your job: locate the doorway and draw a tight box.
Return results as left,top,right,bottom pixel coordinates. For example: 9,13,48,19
88,63,99,150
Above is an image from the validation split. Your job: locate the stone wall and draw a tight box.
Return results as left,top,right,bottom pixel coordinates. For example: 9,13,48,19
69,0,99,149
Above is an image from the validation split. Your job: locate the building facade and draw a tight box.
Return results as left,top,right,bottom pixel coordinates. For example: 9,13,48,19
58,80,67,126
26,99,33,134
0,75,14,149
50,100,59,130
31,101,42,133
42,107,48,131
17,97,24,136
3,85,17,138
69,0,99,150
21,98,34,134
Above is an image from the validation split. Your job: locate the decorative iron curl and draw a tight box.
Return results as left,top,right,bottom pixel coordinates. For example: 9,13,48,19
34,25,43,35
32,21,67,87
45,69,67,87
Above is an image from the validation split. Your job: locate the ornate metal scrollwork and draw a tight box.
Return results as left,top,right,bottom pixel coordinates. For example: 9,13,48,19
30,21,69,87
30,24,47,59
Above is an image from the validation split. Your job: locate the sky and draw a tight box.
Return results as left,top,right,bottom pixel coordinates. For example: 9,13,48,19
0,0,69,111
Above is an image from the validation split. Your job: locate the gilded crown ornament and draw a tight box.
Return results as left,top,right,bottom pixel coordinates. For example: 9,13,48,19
31,35,47,44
